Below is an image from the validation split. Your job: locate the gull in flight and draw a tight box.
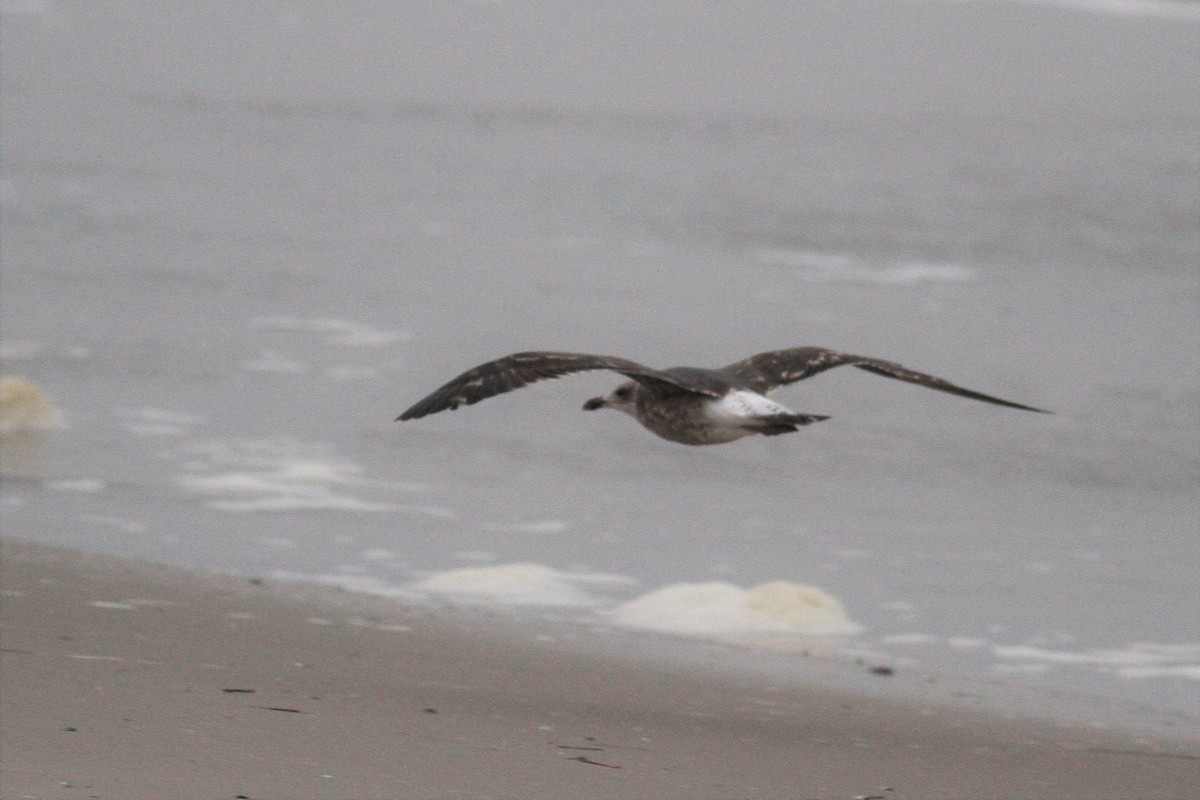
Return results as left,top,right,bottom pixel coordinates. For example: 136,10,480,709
397,348,1049,446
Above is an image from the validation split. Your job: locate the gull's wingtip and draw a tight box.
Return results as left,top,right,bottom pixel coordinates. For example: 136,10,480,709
1004,404,1053,415
396,406,423,421
397,399,461,421
1014,401,1053,414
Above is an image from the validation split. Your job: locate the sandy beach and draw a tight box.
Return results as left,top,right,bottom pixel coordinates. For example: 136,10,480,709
2,539,1196,800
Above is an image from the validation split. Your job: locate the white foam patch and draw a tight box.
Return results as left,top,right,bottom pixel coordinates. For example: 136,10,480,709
175,437,444,515
610,581,861,641
993,642,1200,680
948,636,988,649
452,550,497,562
250,316,412,347
121,598,181,608
412,563,635,608
117,407,204,437
0,376,63,434
48,479,106,493
68,654,124,662
1017,0,1200,21
80,515,147,534
258,535,296,549
881,633,937,645
360,548,399,561
182,474,400,513
0,340,46,360
267,570,420,600
482,519,572,535
754,248,975,285
241,350,309,374
395,503,459,518
994,662,1052,675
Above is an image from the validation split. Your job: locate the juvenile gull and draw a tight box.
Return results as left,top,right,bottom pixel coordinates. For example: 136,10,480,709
397,348,1049,446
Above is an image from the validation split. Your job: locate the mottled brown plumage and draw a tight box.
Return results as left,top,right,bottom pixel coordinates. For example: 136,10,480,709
396,347,1049,444
396,352,717,421
719,347,1047,411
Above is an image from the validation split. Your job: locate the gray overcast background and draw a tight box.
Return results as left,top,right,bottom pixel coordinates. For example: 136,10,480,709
5,1,1196,117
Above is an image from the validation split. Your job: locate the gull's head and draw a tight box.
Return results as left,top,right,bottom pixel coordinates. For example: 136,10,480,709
582,381,638,415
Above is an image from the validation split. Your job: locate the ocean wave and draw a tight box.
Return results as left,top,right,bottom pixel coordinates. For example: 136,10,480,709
993,642,1200,680
173,436,444,515
753,248,976,285
1011,0,1200,21
411,562,636,608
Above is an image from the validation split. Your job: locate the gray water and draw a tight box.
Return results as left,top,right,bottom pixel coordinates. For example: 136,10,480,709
3,0,1198,727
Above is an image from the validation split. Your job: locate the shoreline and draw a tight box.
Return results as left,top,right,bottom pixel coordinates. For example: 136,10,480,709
3,538,1197,798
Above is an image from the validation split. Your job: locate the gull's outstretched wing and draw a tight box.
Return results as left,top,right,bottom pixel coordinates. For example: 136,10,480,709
397,351,719,421
720,347,1050,413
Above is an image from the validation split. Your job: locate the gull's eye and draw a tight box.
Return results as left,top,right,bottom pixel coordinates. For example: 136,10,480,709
614,386,633,400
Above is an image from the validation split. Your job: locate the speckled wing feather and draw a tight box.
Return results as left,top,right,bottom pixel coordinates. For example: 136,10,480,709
721,347,1050,413
397,351,718,421
720,348,856,393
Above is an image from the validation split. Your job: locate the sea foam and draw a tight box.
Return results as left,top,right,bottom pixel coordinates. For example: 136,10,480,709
610,580,861,643
0,376,63,434
412,562,635,608
249,316,411,347
754,248,975,285
175,437,444,515
993,642,1200,680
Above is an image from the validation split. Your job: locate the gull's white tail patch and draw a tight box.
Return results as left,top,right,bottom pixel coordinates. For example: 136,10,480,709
711,390,798,421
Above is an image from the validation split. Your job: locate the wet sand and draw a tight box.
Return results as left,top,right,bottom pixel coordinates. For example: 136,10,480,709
2,539,1196,799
